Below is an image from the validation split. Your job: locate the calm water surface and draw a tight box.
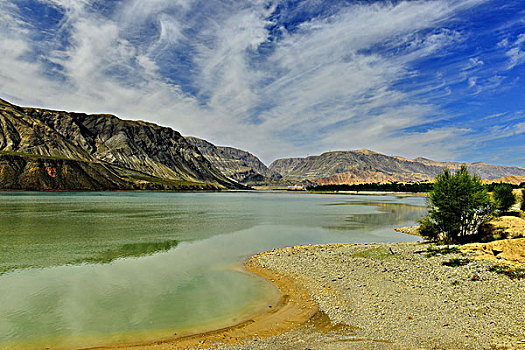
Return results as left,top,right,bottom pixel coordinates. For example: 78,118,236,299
0,191,426,349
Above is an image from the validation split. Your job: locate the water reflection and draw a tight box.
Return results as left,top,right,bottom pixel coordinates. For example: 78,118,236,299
0,192,257,274
0,192,426,349
79,240,179,264
325,202,427,231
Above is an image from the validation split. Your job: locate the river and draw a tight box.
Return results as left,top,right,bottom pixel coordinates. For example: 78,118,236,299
0,191,425,349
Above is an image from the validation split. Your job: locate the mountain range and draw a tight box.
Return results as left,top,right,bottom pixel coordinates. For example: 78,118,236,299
0,98,240,190
268,151,525,185
186,137,284,187
1,98,524,191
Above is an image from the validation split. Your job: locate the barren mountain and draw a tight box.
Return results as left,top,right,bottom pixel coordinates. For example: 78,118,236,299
482,176,525,185
413,157,525,179
186,137,283,186
2,97,524,191
269,150,525,185
0,98,241,190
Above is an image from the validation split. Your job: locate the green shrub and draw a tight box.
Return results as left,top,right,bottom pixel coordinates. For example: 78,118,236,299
421,166,493,244
423,246,461,257
521,189,525,212
442,258,471,267
492,183,516,212
476,222,508,242
417,216,440,241
488,265,525,280
352,247,394,260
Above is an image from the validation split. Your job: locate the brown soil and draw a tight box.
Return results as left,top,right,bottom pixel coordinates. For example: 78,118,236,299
396,215,525,266
462,238,525,266
462,215,525,266
490,215,525,239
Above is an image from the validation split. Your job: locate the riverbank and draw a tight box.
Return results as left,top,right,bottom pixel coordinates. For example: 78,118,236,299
88,252,320,350
101,241,525,350
216,242,525,349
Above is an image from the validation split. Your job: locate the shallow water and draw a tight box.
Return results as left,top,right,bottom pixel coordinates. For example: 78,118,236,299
0,191,425,349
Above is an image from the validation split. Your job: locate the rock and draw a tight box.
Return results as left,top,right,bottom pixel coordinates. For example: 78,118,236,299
492,249,503,256
186,137,284,187
0,98,243,191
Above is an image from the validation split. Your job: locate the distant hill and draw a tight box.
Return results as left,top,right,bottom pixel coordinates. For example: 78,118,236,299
269,150,525,185
186,137,284,186
0,98,242,190
482,176,525,185
411,158,525,179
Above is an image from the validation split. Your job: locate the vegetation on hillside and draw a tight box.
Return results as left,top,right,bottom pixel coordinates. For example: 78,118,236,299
484,182,525,191
306,180,524,193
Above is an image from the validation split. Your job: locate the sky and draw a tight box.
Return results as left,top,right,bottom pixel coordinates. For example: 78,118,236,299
0,0,524,166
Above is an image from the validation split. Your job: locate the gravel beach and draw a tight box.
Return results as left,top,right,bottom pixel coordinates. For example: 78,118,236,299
106,241,525,350
215,242,525,350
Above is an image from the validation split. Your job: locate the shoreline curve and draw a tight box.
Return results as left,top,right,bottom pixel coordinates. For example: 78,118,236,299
84,250,319,350
84,240,525,349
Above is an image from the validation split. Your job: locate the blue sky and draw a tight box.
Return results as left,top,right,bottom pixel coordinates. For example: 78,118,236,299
0,0,524,166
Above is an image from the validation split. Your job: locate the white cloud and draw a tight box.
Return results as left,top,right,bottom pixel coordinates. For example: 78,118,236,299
468,75,506,95
193,5,272,116
464,57,484,70
501,33,525,69
0,0,497,165
468,76,477,88
486,121,525,141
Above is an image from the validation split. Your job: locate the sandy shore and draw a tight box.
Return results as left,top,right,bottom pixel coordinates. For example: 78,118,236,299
88,213,525,349
214,242,525,350
93,240,525,350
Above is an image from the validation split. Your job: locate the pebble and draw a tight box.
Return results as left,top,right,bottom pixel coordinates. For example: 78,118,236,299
213,242,525,350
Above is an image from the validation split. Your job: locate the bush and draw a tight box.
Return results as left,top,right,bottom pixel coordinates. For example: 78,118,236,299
492,183,516,212
417,215,440,240
476,222,508,242
521,189,525,212
420,166,492,243
488,265,525,280
442,258,471,267
423,246,461,257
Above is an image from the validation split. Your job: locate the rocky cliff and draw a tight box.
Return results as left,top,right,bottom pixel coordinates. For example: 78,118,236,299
186,137,283,186
0,98,242,190
3,96,524,191
269,150,525,185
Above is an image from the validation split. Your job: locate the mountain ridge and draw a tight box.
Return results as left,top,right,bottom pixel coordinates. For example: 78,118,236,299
0,98,242,190
185,137,284,186
269,151,525,185
2,97,525,190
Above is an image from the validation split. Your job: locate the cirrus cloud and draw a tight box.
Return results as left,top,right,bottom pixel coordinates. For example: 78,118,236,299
0,0,524,166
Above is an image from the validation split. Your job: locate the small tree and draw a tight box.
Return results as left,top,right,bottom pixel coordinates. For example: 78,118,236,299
492,183,516,213
521,189,525,212
417,215,439,241
419,166,492,243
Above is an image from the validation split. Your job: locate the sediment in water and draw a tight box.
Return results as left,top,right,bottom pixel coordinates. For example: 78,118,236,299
85,252,321,350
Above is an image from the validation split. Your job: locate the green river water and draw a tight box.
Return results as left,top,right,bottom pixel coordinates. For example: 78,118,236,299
0,191,425,349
